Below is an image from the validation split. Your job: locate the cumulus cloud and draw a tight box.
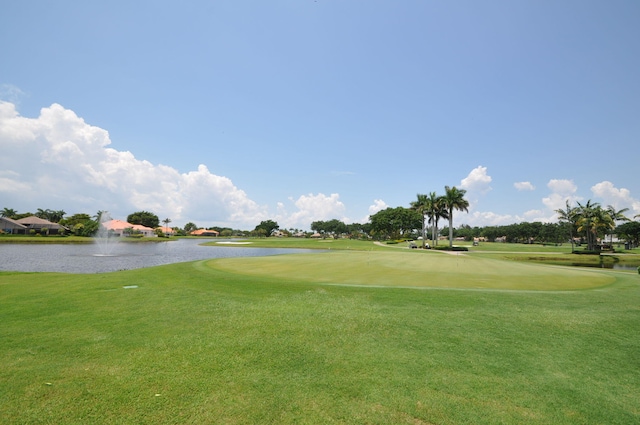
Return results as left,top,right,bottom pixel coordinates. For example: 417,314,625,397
464,211,519,227
360,199,389,222
514,181,535,191
0,101,269,227
460,166,492,194
542,179,581,213
280,193,346,228
591,181,640,215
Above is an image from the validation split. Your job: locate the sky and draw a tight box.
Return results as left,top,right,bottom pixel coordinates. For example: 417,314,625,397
1,0,639,230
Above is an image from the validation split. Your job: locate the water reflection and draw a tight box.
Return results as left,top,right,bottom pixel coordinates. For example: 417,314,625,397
571,263,638,271
0,239,312,274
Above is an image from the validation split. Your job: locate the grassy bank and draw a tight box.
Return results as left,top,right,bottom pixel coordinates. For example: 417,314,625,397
1,249,639,423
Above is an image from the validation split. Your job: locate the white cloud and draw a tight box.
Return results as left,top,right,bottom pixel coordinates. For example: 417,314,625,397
361,199,388,222
0,101,268,228
460,166,492,194
464,211,518,227
280,193,346,228
547,179,578,196
591,181,640,215
542,179,581,213
514,181,535,191
368,199,388,215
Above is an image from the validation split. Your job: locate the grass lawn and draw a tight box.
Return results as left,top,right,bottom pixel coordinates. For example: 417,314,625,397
1,245,639,424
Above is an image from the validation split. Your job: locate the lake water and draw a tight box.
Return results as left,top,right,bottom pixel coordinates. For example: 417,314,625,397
0,239,312,274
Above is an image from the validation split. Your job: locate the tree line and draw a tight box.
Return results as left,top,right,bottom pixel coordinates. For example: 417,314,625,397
3,193,640,248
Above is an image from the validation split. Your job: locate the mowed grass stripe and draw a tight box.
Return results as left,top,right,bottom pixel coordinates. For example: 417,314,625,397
211,251,615,290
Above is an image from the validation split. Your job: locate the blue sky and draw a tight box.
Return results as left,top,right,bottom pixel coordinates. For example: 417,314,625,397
1,0,639,230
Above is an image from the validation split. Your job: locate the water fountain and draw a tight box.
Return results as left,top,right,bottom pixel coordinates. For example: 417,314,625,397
93,212,119,256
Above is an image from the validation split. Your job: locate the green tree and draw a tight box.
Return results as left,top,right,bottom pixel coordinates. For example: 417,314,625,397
605,205,630,246
410,194,430,248
34,208,66,223
555,201,578,252
254,220,279,237
370,207,422,240
1,208,17,218
183,222,198,233
615,221,640,246
127,211,160,228
59,213,98,237
575,201,613,250
443,186,469,247
427,192,448,246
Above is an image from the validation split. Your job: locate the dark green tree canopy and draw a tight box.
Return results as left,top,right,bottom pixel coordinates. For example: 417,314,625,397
615,221,640,245
311,219,347,238
183,222,198,233
35,208,66,223
369,207,422,240
254,220,279,237
127,211,160,228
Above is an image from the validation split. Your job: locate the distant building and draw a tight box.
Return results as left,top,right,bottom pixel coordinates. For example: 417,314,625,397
101,219,156,237
0,217,28,234
189,229,220,237
157,226,176,236
16,216,67,235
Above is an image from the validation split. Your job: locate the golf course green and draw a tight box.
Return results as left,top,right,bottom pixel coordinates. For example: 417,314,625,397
1,241,639,424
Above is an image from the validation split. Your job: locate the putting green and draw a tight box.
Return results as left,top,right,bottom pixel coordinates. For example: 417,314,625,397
209,250,616,290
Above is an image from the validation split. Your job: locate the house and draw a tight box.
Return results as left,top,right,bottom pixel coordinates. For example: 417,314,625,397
190,228,219,237
16,216,67,235
0,217,28,234
157,226,176,236
101,219,156,237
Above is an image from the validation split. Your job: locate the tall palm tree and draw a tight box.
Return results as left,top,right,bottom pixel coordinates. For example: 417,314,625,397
575,200,599,250
443,186,469,248
425,192,448,246
555,200,577,252
606,205,630,246
162,218,172,236
410,194,430,248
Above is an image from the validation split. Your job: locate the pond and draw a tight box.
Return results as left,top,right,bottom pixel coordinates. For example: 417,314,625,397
0,239,312,274
571,263,639,271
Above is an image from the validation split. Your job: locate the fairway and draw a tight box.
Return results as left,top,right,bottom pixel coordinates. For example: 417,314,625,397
211,250,616,290
1,249,639,424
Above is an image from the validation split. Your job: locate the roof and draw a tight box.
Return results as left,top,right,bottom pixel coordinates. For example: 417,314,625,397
190,229,220,236
101,219,154,232
0,217,27,229
16,216,63,228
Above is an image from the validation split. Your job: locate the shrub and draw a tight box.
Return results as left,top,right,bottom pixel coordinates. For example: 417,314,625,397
433,246,468,251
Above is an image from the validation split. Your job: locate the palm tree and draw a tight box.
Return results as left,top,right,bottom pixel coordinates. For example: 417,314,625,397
425,192,448,246
443,186,469,248
575,200,599,250
1,208,17,218
410,193,430,248
555,200,577,252
575,201,614,250
49,209,66,223
162,218,172,236
606,205,630,246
